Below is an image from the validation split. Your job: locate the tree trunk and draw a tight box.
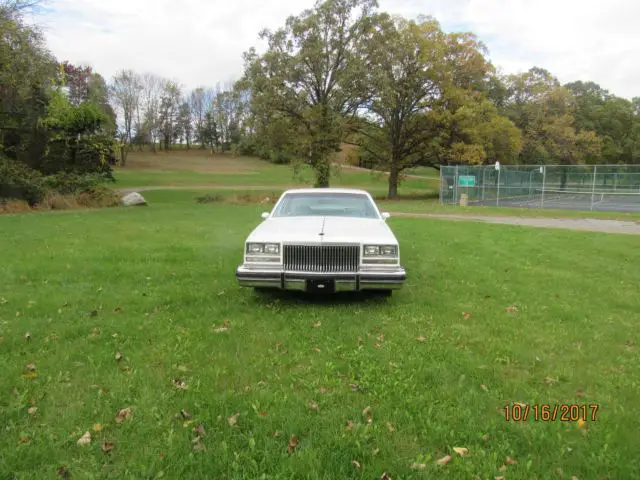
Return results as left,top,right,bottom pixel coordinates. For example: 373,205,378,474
120,145,127,167
388,161,399,199
314,157,330,188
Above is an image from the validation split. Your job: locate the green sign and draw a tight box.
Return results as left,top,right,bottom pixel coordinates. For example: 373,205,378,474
458,175,476,187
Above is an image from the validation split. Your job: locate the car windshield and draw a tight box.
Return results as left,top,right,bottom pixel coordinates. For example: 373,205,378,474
271,192,380,219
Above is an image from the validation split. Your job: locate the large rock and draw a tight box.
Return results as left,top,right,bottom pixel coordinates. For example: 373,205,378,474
121,192,148,207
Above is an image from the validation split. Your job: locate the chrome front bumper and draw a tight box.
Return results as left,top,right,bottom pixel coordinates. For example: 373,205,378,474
235,265,406,292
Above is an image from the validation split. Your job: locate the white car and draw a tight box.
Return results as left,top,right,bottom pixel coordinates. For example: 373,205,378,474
236,188,406,295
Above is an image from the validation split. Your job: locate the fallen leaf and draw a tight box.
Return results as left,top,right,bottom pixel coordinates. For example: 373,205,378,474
377,334,385,342
499,465,507,472
115,407,132,424
312,347,321,353
436,455,452,465
177,365,188,372
506,305,518,313
544,376,559,385
273,431,281,437
173,378,188,390
375,343,382,348
453,447,469,456
114,307,122,313
180,410,191,420
213,327,228,333
571,477,579,480
25,363,36,372
410,462,427,470
352,460,361,470
576,389,585,397
312,321,322,328
362,406,373,424
192,438,206,451
77,431,91,446
193,424,206,437
514,402,527,408
56,466,71,479
19,434,30,444
416,336,426,342
259,411,268,417
23,371,38,380
480,384,489,392
27,406,37,415
287,434,299,454
577,419,587,429
93,423,104,432
373,448,380,456
309,401,319,411
357,336,364,344
0,297,7,304
463,312,472,320
227,413,239,426
495,477,505,480
88,310,98,317
318,387,329,394
505,456,517,465
350,383,360,392
101,441,115,453
386,422,395,432
115,352,123,362
346,421,354,430
378,473,391,480
25,332,31,341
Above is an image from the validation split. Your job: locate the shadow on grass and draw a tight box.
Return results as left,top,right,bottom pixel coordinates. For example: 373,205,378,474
250,288,394,306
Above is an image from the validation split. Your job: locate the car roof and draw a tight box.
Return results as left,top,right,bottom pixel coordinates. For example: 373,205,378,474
282,188,371,195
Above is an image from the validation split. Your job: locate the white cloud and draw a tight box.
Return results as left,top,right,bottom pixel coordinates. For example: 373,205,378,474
37,0,640,99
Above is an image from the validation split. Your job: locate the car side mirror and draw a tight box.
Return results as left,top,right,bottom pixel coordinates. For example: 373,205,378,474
261,212,270,219
381,212,391,220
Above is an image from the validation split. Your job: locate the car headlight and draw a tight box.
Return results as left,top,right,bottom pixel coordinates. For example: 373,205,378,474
246,243,280,255
364,245,397,257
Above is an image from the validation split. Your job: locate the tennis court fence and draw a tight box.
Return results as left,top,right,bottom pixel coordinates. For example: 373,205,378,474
439,164,640,212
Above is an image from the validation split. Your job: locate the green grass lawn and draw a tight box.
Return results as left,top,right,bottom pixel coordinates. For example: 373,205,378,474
1,190,639,479
113,152,438,193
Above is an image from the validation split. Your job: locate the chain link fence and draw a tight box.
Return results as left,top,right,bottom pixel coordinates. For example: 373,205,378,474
439,164,640,212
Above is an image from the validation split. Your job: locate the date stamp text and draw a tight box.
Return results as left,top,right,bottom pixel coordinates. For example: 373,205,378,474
504,403,600,422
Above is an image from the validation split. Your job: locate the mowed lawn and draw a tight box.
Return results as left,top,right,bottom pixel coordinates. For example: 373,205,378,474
113,151,439,195
1,190,640,479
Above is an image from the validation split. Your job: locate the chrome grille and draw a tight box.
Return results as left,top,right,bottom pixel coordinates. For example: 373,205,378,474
283,244,360,273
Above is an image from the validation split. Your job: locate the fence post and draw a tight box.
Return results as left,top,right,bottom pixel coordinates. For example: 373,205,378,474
439,166,443,205
590,165,597,211
496,167,501,206
482,167,486,200
455,165,459,206
541,166,546,208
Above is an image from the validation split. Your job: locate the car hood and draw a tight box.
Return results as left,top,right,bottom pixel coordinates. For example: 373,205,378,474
246,216,397,245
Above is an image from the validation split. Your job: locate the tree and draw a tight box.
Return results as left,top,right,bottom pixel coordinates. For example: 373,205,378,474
158,81,182,151
110,69,142,165
242,0,379,187
352,14,519,197
189,87,214,148
136,73,165,151
501,67,601,166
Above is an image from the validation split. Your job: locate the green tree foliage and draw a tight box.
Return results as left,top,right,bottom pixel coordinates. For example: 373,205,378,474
499,68,602,166
241,0,379,187
0,2,117,204
352,15,521,197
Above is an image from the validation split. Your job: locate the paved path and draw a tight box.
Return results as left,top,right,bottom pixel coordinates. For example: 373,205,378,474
389,212,640,235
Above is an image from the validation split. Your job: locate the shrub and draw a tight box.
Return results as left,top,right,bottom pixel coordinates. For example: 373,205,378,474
0,156,45,205
196,194,223,204
42,171,105,195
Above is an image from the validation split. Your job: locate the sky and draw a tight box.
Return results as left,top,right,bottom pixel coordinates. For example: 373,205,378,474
35,0,640,99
